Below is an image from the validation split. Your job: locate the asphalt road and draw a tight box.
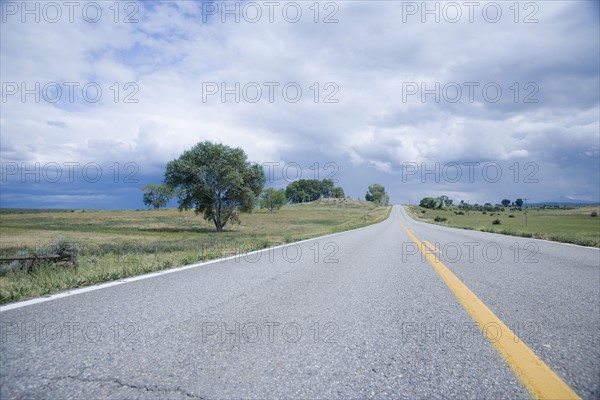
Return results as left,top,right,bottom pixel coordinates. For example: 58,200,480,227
1,205,598,399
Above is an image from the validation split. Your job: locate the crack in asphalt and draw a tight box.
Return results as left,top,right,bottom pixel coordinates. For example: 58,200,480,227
0,373,206,399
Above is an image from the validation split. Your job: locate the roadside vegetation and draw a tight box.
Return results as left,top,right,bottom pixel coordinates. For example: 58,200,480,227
1,141,393,304
0,200,391,304
407,197,600,248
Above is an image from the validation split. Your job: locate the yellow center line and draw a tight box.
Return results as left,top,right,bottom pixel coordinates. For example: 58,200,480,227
400,223,580,400
422,240,440,254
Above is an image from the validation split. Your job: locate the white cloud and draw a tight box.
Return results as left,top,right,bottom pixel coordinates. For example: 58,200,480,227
1,0,598,208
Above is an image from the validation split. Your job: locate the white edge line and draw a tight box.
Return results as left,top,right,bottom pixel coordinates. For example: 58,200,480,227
1,208,393,312
400,205,600,251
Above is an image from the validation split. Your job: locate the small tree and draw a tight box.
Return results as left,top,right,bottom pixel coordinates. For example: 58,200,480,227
321,179,335,198
366,184,388,205
438,195,453,207
142,184,173,210
260,188,286,212
420,197,441,209
164,141,265,232
331,187,345,198
515,198,524,208
501,199,511,207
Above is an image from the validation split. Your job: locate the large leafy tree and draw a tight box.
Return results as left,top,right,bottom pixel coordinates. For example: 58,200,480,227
142,183,173,210
164,141,265,232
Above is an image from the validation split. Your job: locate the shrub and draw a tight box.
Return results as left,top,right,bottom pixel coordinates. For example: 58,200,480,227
492,219,501,225
434,216,447,222
508,214,515,218
422,210,426,214
454,211,465,215
258,239,271,248
591,211,598,217
0,239,80,276
284,235,295,243
40,238,80,257
0,250,30,276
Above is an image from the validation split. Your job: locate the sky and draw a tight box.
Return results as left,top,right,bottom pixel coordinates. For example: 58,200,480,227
1,0,599,209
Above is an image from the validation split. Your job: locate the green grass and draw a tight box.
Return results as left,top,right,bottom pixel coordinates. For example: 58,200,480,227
0,200,391,304
406,205,600,248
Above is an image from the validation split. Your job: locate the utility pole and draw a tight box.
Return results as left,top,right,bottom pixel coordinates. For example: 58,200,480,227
523,198,530,227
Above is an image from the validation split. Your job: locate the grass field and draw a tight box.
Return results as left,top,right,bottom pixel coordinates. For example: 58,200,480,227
406,205,600,248
0,200,391,304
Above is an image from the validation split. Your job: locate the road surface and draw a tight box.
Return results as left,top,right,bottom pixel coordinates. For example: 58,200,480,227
1,205,598,399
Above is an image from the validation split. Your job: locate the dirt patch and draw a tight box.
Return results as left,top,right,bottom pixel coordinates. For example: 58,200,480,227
318,198,366,207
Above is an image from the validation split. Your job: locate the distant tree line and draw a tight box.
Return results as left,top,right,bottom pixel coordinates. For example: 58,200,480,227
419,195,526,211
285,179,345,204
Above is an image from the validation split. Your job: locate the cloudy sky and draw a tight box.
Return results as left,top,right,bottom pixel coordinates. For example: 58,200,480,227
1,0,599,209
